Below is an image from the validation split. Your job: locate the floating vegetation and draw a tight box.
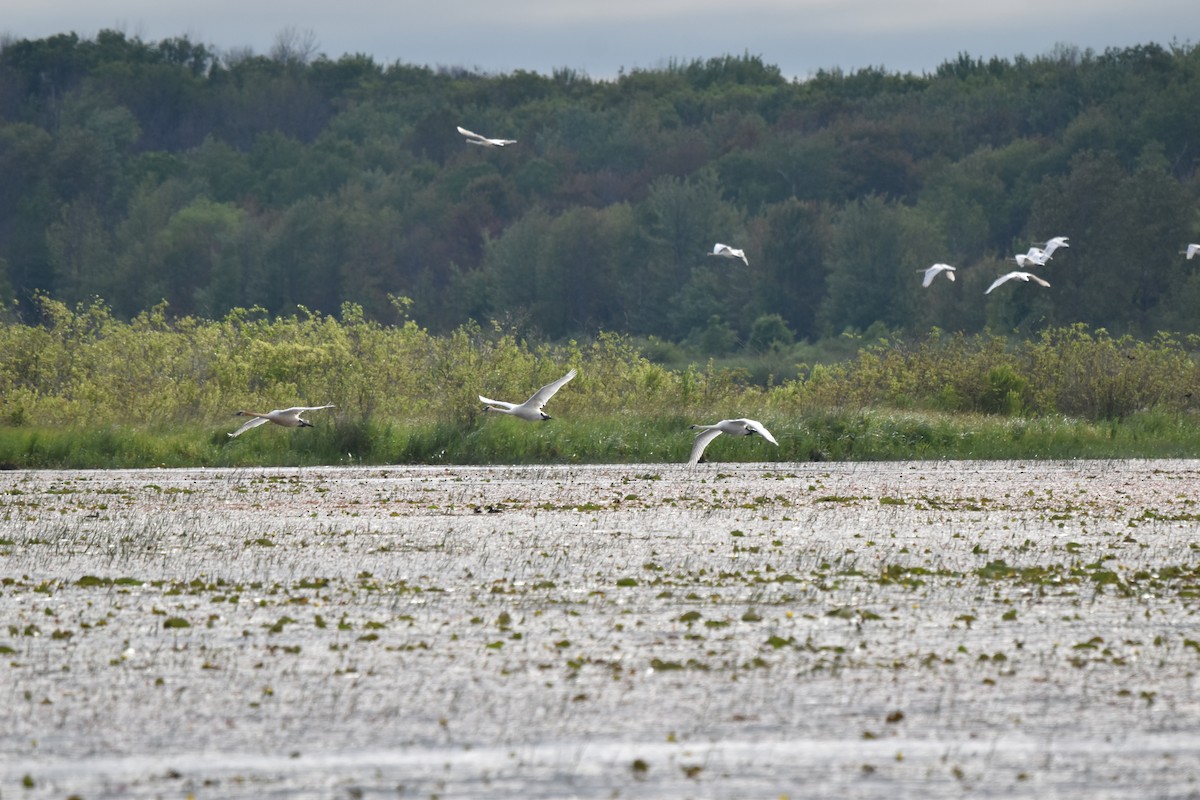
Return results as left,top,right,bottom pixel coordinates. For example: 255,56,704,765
3,461,1200,797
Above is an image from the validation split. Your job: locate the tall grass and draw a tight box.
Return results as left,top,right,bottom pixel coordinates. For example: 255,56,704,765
1,298,1198,467
3,409,1199,469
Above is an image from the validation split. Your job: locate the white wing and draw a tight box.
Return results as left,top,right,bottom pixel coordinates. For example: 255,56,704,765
276,405,335,415
688,428,724,465
228,417,269,438
524,369,577,410
1185,244,1200,260
986,272,1025,294
457,125,515,146
739,419,779,446
920,264,955,287
987,271,1049,294
1042,236,1069,256
478,396,517,411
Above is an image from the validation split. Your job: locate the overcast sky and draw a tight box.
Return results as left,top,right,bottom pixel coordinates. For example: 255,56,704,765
4,0,1196,80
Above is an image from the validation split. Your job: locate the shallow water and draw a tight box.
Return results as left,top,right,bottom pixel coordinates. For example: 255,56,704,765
3,461,1200,798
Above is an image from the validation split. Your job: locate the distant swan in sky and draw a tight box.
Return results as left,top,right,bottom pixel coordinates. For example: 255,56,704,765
688,418,779,465
1014,247,1052,268
985,271,1051,295
708,243,749,266
1182,243,1200,260
228,405,335,437
919,263,956,287
457,125,517,147
480,369,577,421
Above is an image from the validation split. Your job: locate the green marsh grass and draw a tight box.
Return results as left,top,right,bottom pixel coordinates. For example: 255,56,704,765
1,298,1199,467
3,409,1200,468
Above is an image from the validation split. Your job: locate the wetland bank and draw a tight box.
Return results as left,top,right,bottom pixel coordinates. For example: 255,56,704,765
3,460,1200,798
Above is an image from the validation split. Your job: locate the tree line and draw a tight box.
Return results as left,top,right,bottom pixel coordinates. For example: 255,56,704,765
1,32,1198,351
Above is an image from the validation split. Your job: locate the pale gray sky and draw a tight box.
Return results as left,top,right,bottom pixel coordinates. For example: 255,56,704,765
4,0,1196,80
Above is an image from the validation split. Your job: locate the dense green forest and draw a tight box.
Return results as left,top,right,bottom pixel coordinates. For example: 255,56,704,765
1,31,1198,353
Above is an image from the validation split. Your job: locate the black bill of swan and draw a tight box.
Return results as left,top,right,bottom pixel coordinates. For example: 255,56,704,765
479,369,577,421
456,125,517,147
985,271,1051,295
228,405,335,437
708,243,749,266
688,418,779,465
919,263,956,287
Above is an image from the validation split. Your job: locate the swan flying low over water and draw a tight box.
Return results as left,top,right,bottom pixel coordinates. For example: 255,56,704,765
688,418,779,465
228,405,335,437
457,126,517,147
480,369,577,421
919,263,956,287
708,243,749,266
985,271,1051,295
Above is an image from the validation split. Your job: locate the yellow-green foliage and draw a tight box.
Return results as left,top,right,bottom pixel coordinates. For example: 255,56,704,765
0,296,753,431
1,298,1198,466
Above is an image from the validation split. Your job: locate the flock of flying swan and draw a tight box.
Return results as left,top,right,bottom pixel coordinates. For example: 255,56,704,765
926,236,1200,296
227,125,774,464
925,237,1063,293
231,126,1200,464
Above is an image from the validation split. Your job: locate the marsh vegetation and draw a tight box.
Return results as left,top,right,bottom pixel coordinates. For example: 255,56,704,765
2,298,1199,468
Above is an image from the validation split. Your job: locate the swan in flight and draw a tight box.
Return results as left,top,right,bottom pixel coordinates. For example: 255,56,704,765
1014,247,1052,268
708,243,749,266
918,263,956,287
1038,236,1069,257
480,369,577,421
228,405,335,437
457,125,517,147
688,418,779,465
1182,243,1200,260
985,271,1051,295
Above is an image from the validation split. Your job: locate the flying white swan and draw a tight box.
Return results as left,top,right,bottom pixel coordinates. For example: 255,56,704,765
228,405,335,437
688,418,779,465
480,369,577,421
708,243,749,266
985,271,1051,295
1182,243,1200,260
456,125,517,147
919,263,956,287
1039,236,1070,257
1014,247,1052,268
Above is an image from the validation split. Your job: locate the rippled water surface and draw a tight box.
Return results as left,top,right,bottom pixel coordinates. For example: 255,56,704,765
3,461,1200,798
